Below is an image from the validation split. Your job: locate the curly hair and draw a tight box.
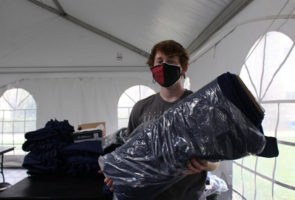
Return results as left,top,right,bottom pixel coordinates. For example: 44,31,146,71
146,40,189,68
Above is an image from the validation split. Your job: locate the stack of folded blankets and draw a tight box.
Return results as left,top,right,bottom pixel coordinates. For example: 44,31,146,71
99,72,279,200
22,119,107,176
22,119,113,198
61,141,104,176
22,119,75,175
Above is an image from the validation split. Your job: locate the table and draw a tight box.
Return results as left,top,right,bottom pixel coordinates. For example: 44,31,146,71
0,146,15,191
0,175,112,199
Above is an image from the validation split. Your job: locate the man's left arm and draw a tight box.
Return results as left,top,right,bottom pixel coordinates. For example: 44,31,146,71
182,159,220,175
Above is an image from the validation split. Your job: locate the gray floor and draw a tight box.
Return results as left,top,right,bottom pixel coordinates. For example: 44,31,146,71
2,168,28,186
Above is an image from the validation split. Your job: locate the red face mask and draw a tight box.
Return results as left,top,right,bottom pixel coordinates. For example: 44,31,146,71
150,63,181,88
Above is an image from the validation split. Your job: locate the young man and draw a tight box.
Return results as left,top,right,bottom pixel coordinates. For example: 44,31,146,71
103,40,220,200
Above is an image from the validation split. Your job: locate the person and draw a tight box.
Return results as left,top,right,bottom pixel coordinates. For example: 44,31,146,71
100,40,220,200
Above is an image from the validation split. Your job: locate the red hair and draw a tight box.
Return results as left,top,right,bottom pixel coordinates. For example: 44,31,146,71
146,40,189,68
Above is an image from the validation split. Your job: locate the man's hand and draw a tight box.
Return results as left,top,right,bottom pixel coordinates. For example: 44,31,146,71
181,159,208,175
98,170,114,192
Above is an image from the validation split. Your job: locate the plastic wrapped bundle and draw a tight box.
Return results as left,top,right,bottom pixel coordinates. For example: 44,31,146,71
102,127,128,154
98,74,267,200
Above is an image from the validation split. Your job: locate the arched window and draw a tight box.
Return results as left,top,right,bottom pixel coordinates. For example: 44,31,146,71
0,88,37,155
233,32,295,199
118,85,155,129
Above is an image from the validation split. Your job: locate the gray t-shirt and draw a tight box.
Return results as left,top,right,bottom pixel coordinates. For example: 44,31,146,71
127,90,207,200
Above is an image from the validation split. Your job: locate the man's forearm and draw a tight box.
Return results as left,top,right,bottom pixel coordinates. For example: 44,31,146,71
205,162,220,171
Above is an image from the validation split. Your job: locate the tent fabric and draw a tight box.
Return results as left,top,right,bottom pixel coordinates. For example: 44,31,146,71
0,74,159,134
1,1,295,199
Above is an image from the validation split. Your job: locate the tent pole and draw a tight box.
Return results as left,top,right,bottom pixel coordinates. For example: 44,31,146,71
27,0,150,59
186,0,253,56
52,0,66,16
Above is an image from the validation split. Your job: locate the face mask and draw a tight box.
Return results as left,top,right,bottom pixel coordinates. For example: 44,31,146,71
150,63,181,88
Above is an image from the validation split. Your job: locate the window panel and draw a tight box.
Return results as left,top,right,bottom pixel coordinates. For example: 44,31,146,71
232,193,243,200
242,169,255,200
242,156,256,170
239,31,295,200
277,103,295,143
118,108,129,118
239,67,259,99
18,95,37,109
233,164,243,195
118,85,156,129
14,110,25,121
4,111,14,121
261,103,278,137
14,122,24,133
25,121,36,132
256,176,272,200
3,122,13,132
234,158,242,164
13,133,25,145
2,133,13,144
118,93,136,107
244,35,265,98
26,110,37,120
275,144,295,186
257,157,275,178
263,44,295,101
0,88,36,155
125,86,140,102
274,183,295,200
262,32,294,97
140,85,156,99
16,89,30,107
4,88,17,109
118,119,129,129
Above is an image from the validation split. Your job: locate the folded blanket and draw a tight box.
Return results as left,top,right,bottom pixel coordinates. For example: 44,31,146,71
98,73,270,200
61,141,104,175
22,119,75,175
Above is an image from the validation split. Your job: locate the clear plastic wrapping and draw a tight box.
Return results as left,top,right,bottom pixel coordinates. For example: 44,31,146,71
205,172,228,196
101,127,128,151
98,79,266,200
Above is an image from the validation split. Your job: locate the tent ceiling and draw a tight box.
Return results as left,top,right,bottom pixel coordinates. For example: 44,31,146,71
0,0,252,72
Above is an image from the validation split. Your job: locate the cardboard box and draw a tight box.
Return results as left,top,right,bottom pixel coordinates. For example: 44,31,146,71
72,130,103,143
78,122,105,131
73,122,106,143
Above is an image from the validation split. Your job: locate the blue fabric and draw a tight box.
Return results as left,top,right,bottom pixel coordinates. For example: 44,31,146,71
22,119,75,175
62,141,104,155
22,120,112,199
61,141,104,176
217,72,264,132
217,72,279,158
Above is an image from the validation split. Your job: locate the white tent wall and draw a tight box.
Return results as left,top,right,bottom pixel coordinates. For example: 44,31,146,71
188,0,295,199
1,0,295,198
1,71,160,167
189,0,295,91
0,72,159,133
0,0,148,69
0,0,161,167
